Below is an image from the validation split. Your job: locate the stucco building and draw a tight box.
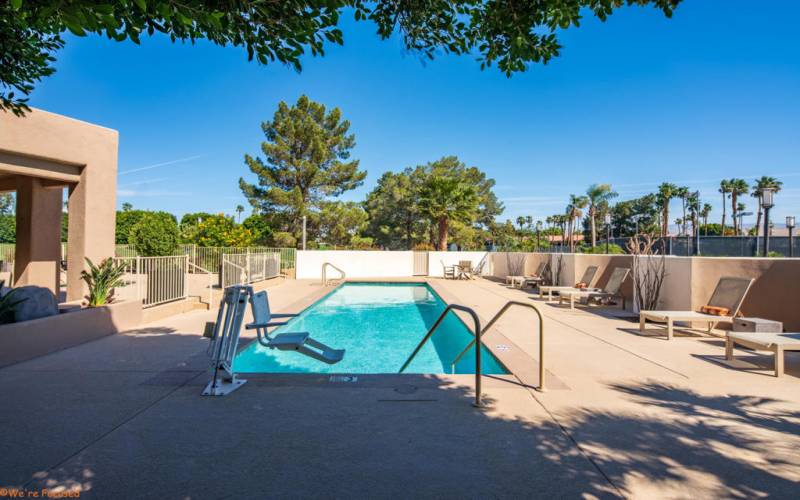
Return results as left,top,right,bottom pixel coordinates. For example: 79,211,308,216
0,108,118,301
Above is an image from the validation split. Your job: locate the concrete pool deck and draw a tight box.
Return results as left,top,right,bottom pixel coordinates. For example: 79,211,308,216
1,278,799,498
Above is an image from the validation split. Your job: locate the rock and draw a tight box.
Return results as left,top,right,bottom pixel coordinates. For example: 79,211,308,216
13,286,59,322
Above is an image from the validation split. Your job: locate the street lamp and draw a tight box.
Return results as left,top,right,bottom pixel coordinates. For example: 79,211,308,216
535,221,543,251
694,191,701,256
760,187,775,256
604,213,612,254
786,216,796,257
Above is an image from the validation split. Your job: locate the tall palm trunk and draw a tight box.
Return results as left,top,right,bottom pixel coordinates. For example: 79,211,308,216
662,205,670,237
437,216,448,251
720,192,727,236
755,195,763,237
590,207,597,247
731,193,738,235
681,200,687,236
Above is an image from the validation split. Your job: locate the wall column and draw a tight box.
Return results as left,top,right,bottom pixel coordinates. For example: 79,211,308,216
66,164,117,302
14,177,63,295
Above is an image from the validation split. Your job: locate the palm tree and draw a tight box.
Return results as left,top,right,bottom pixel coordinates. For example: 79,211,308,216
585,184,618,247
719,180,731,236
657,183,678,237
566,195,589,252
525,215,533,229
516,216,526,230
728,179,749,235
419,176,478,250
700,203,712,235
686,191,700,237
235,204,245,222
751,176,783,237
675,186,689,236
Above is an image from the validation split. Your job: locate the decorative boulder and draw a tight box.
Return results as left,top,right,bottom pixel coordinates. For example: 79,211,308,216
13,286,59,323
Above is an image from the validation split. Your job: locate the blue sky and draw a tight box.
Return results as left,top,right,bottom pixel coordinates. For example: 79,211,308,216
28,0,800,229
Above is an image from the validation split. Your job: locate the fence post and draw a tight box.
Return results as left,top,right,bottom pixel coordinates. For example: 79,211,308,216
184,255,189,299
136,255,141,302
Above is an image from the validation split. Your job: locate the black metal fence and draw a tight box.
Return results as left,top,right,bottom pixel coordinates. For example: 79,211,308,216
603,236,797,257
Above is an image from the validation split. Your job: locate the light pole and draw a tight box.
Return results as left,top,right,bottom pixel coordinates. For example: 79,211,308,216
302,215,307,251
761,187,774,256
736,211,753,257
787,216,796,257
604,213,612,253
694,191,701,256
535,221,542,251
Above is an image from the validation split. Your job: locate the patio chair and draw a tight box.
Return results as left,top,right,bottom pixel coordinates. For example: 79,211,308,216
639,276,755,340
246,291,344,364
726,332,800,377
458,260,474,280
511,261,550,289
538,266,600,301
558,267,630,310
442,261,457,279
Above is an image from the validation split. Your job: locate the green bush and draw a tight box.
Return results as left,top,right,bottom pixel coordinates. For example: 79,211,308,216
129,213,179,256
581,243,625,255
272,231,297,248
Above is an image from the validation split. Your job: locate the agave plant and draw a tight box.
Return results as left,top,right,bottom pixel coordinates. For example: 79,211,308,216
0,288,27,324
81,257,127,307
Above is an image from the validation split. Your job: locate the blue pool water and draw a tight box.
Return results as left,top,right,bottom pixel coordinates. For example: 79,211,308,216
234,282,508,374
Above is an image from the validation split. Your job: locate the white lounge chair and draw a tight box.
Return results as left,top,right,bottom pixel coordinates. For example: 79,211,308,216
639,277,754,340
538,265,600,301
726,332,800,377
559,267,630,310
246,291,344,364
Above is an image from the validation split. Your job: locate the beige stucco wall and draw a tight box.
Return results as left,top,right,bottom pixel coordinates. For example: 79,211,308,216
0,108,118,300
691,257,800,330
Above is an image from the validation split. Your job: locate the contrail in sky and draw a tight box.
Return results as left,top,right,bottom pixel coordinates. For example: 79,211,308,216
118,155,203,176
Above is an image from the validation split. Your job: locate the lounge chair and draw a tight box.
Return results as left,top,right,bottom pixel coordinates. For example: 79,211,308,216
639,277,754,340
538,266,599,301
510,261,549,289
726,332,800,377
443,261,457,279
559,267,630,310
246,290,344,364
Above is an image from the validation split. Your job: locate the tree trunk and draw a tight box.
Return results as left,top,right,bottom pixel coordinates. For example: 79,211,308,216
662,206,670,237
681,201,687,235
755,197,763,237
590,207,597,247
731,193,738,235
437,216,448,251
721,193,727,237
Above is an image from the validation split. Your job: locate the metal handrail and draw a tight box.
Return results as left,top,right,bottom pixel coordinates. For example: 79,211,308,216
399,304,485,407
322,262,346,286
450,301,546,392
187,261,214,308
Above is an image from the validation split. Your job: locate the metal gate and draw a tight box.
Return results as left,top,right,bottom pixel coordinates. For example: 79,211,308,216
413,251,428,276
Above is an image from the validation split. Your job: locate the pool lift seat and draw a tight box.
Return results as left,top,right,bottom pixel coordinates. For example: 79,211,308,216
246,291,345,365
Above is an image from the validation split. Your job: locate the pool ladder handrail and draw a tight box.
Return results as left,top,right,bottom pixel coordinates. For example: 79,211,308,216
450,301,545,392
399,304,486,407
322,262,346,286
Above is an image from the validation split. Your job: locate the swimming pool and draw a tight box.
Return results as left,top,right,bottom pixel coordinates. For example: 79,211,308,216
234,282,508,374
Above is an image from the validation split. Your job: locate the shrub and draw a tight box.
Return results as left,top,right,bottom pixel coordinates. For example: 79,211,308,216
189,214,256,247
581,243,625,254
81,257,127,307
272,232,297,248
129,213,179,256
0,289,26,324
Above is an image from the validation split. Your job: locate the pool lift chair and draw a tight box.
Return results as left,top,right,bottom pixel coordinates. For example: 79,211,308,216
246,290,345,365
203,285,344,397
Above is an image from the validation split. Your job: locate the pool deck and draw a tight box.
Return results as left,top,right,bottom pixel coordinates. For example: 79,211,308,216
2,278,799,498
